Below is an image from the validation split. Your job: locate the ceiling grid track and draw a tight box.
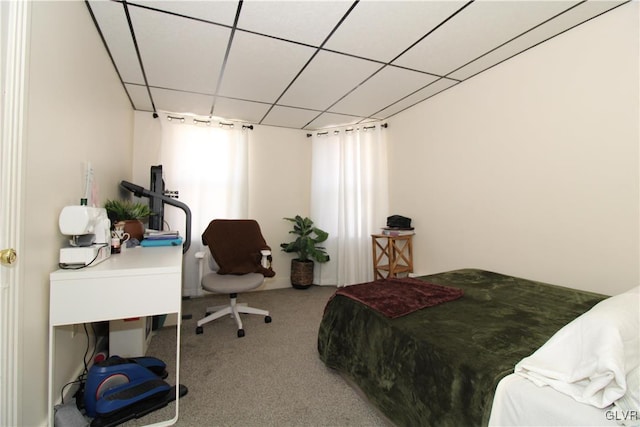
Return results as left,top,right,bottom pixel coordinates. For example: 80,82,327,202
362,0,582,122
83,0,135,111
444,0,588,82
84,0,632,130
209,0,244,117
122,0,157,115
258,0,361,126
452,0,632,83
301,0,474,129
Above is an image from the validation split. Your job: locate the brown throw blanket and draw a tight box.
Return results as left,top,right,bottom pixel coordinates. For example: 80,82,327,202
202,219,275,277
332,277,463,318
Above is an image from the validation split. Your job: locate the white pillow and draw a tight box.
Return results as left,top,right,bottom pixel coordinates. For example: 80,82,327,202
612,364,640,425
515,286,639,408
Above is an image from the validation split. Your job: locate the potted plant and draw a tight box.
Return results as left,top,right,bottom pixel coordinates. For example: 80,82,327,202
104,199,153,241
280,215,330,289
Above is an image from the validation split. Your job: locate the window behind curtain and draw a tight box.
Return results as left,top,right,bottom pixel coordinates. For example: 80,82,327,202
159,118,249,296
311,125,389,287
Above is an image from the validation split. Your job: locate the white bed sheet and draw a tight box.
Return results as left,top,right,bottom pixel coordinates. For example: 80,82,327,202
489,374,620,427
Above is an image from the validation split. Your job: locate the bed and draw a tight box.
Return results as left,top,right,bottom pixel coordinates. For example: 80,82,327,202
317,269,639,427
489,374,619,426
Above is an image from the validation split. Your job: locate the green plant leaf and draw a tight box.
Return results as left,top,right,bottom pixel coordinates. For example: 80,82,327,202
280,215,330,263
104,199,153,221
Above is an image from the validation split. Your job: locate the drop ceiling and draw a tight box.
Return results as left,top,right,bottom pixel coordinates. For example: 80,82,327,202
87,0,629,130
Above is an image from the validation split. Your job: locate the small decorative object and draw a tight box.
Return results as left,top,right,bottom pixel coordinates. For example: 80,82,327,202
104,199,153,242
280,215,330,289
386,215,412,229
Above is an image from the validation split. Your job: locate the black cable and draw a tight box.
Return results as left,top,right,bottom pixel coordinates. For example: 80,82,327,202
60,378,84,405
59,323,92,405
82,324,91,375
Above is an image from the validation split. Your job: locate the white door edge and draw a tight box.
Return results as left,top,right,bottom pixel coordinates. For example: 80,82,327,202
1,1,30,425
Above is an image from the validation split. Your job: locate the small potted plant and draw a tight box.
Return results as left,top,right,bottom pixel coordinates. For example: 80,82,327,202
280,215,330,289
104,199,153,241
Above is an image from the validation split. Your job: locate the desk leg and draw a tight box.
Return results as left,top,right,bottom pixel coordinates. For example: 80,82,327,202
139,313,181,427
48,324,55,426
173,312,181,424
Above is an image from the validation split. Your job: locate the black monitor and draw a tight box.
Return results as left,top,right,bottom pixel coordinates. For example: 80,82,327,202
149,165,164,230
120,168,191,253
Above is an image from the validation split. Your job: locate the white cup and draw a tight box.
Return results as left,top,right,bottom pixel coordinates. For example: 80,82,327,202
260,250,271,269
112,230,130,251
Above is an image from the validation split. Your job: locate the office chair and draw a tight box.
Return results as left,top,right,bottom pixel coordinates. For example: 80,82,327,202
195,219,274,338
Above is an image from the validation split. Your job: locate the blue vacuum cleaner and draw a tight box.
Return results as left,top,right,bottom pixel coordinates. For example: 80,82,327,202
84,356,187,427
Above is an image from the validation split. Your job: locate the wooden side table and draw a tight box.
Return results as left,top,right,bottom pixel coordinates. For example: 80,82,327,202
371,234,414,279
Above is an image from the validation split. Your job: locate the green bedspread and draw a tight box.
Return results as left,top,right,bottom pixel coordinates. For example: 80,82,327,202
317,269,606,427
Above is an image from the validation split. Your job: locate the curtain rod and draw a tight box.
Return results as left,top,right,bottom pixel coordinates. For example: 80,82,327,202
162,113,253,130
306,122,387,138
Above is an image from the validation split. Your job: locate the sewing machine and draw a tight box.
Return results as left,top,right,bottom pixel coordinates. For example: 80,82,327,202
59,205,111,266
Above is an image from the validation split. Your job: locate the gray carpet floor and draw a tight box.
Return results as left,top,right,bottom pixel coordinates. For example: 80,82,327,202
121,285,389,427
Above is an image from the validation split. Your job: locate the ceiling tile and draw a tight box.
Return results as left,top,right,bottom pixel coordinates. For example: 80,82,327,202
129,0,239,26
150,87,215,116
218,31,316,103
393,0,580,76
260,106,321,129
306,112,365,130
212,97,272,124
129,5,231,94
237,1,354,46
447,0,629,81
324,0,467,63
87,0,631,130
88,1,145,84
329,66,439,118
125,83,153,111
279,50,381,111
375,78,459,119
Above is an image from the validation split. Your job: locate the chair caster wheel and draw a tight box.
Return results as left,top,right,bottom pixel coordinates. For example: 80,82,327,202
237,329,245,338
196,326,203,334
265,316,272,323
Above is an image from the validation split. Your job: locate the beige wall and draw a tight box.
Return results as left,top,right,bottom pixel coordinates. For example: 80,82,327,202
132,113,311,292
248,124,312,289
387,3,639,296
20,1,638,425
22,2,133,425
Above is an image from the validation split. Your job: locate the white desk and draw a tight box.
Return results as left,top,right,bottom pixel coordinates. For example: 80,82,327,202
49,246,183,426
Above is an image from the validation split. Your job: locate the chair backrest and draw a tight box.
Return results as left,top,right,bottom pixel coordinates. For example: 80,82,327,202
202,219,275,277
206,251,220,272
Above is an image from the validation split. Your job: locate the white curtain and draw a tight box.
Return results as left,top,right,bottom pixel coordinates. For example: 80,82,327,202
159,115,249,296
311,124,389,287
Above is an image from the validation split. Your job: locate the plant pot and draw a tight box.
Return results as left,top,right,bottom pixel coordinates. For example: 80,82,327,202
290,259,314,289
121,219,145,242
